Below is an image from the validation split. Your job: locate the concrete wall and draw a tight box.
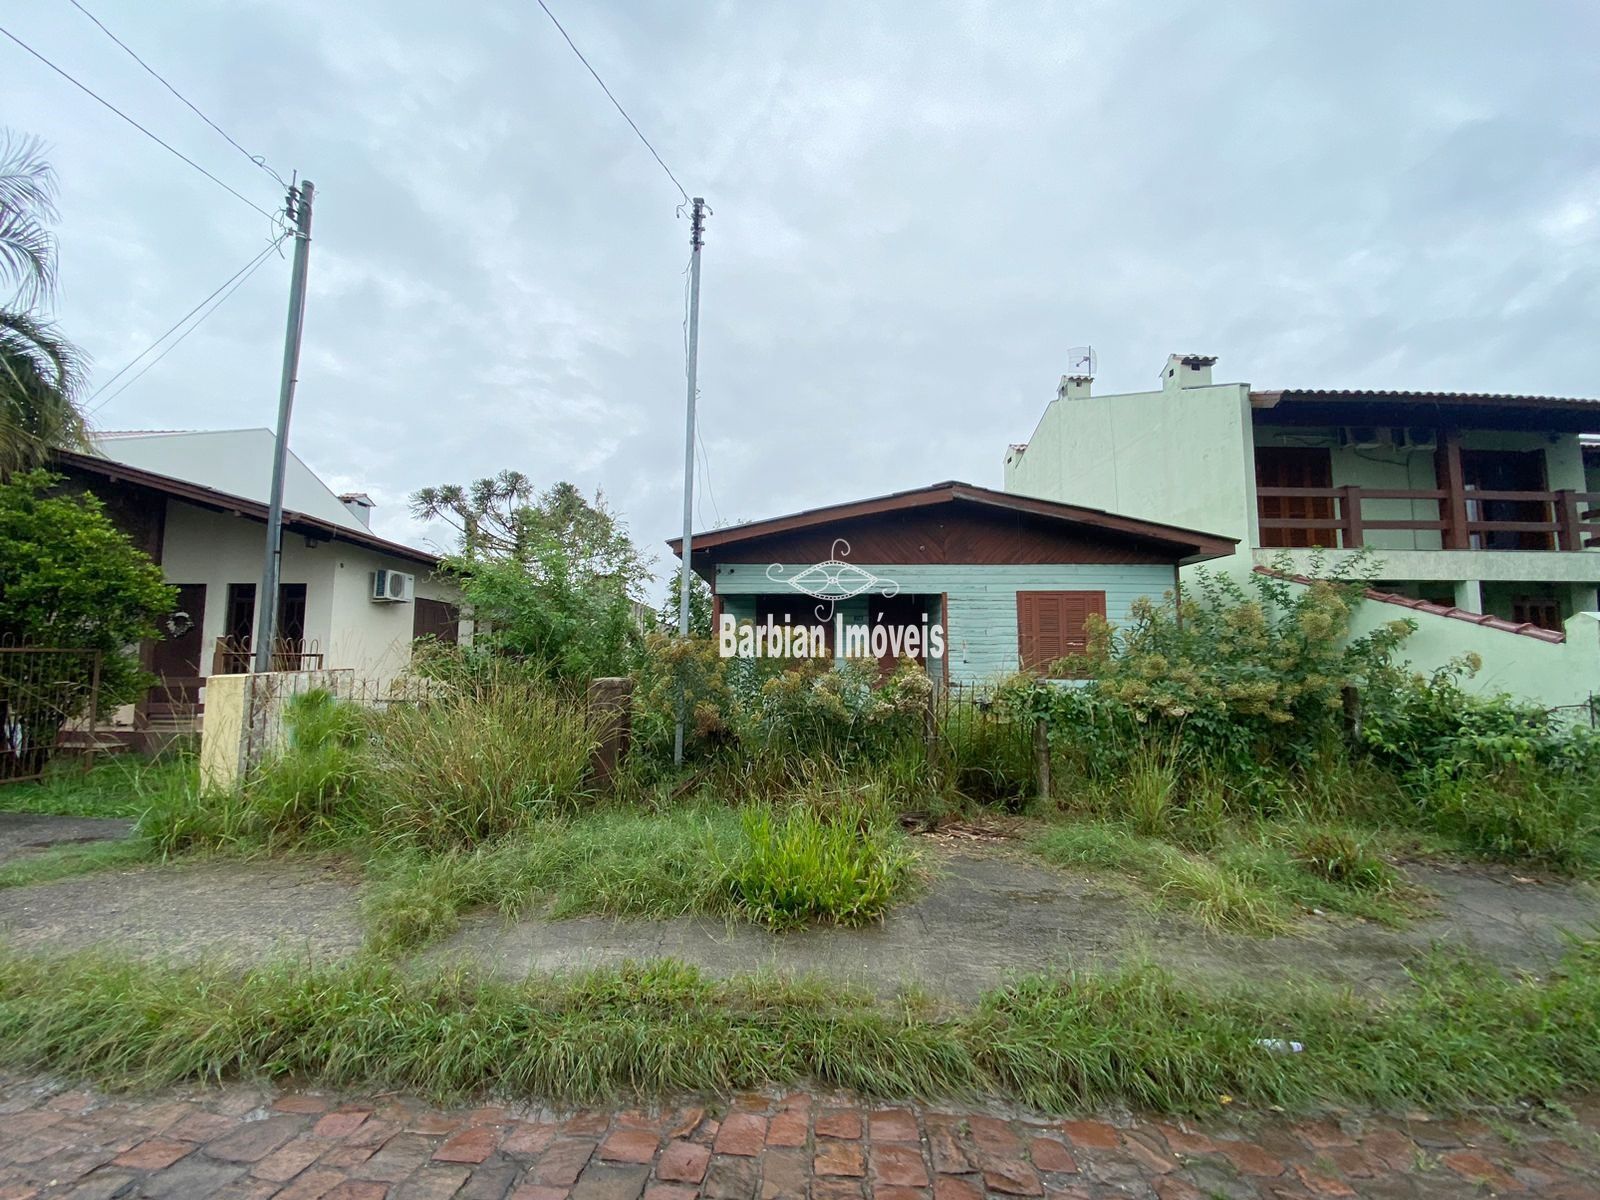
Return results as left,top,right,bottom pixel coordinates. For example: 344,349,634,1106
718,562,1176,684
1004,377,1258,544
1342,589,1600,710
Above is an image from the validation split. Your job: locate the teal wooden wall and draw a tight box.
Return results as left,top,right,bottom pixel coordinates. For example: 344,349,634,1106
716,562,1176,684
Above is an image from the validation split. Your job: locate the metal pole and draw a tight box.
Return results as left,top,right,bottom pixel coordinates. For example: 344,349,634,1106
254,180,315,673
674,196,707,765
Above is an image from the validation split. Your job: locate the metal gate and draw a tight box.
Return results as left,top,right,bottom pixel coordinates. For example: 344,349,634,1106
0,642,103,784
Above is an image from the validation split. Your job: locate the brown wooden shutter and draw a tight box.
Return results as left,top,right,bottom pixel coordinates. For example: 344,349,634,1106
1017,591,1106,674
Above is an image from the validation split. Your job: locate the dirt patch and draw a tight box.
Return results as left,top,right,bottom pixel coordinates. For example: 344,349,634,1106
0,812,134,866
0,858,365,964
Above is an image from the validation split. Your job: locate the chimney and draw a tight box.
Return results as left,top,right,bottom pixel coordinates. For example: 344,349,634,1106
1057,374,1092,401
1161,353,1217,391
338,491,375,528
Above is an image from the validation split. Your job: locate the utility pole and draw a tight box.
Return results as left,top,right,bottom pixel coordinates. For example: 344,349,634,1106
254,179,315,673
674,196,708,764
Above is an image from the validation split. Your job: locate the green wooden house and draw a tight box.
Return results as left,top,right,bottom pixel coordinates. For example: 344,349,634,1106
668,481,1236,684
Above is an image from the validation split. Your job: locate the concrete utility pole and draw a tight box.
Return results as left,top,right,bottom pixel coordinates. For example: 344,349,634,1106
674,196,708,765
254,179,315,673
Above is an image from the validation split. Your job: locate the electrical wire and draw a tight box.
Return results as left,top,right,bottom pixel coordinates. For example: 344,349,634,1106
90,240,281,413
67,0,286,187
532,0,690,204
0,23,283,226
88,235,287,414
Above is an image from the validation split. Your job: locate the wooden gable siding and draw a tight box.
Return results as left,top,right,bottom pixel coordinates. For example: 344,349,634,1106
698,502,1174,569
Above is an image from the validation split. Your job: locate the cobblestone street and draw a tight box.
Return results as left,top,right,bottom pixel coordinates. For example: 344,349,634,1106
3,1075,1598,1200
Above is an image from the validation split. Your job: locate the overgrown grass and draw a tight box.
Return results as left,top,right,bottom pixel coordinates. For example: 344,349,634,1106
724,801,914,930
1,940,1598,1112
362,806,748,954
362,801,917,954
1032,819,1414,933
0,754,196,820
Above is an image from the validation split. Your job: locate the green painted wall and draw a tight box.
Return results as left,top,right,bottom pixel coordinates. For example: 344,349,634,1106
717,562,1175,684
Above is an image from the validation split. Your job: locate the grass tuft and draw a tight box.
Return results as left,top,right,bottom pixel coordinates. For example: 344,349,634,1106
2,941,1599,1112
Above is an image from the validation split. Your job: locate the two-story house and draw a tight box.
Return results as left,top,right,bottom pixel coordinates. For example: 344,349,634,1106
1004,355,1600,708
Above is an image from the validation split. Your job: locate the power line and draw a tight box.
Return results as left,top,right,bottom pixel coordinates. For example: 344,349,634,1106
0,23,283,226
66,0,286,187
91,239,282,413
532,0,689,204
88,235,287,414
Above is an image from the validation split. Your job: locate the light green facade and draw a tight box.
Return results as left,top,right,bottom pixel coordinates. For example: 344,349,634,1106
717,562,1176,685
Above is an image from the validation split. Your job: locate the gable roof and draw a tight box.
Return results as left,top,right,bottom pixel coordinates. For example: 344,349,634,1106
56,449,440,569
668,480,1237,566
1252,389,1600,433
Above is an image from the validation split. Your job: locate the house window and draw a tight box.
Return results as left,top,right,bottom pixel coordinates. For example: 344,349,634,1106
1511,595,1562,632
1017,591,1106,675
225,583,256,642
277,583,307,644
413,597,460,644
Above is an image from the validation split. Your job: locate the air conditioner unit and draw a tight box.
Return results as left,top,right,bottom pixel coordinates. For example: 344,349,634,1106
371,569,414,603
1339,426,1382,449
1401,427,1438,452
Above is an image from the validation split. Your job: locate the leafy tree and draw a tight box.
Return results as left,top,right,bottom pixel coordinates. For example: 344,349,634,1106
411,473,650,682
0,471,176,762
1,130,89,477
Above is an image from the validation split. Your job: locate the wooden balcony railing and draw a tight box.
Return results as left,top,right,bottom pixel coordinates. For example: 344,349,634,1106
212,636,326,674
1256,486,1600,551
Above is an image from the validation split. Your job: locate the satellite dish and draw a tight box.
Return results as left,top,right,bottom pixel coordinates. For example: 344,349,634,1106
1066,345,1096,378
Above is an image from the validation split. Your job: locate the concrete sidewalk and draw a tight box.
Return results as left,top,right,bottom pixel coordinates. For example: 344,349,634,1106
3,1073,1597,1200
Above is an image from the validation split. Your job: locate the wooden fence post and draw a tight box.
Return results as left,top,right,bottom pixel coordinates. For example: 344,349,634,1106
587,677,634,786
1033,715,1051,804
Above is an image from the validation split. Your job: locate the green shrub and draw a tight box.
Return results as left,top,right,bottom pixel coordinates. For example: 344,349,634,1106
723,801,913,929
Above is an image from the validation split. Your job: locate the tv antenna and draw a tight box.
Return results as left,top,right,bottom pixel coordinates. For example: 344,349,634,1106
1066,345,1097,378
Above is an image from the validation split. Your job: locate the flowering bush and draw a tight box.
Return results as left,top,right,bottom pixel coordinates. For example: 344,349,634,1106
633,634,933,766
1053,558,1412,777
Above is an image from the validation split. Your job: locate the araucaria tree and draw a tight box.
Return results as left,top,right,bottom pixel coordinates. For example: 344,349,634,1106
411,473,649,681
1,129,89,477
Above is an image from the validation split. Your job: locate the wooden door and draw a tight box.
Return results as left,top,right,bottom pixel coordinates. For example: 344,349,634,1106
1017,591,1106,675
1255,446,1334,548
147,583,205,721
868,595,927,676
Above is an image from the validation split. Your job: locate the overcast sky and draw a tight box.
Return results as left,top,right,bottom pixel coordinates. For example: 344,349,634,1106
5,0,1598,594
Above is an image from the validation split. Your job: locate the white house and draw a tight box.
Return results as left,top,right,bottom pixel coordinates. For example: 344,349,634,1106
57,429,464,735
1004,354,1600,709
